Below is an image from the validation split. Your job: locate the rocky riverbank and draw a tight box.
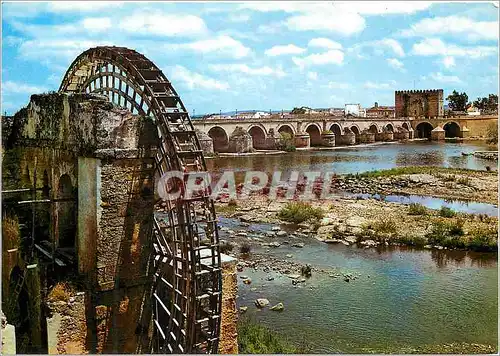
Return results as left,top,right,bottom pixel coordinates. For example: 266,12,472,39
215,187,498,253
335,166,498,204
473,151,498,161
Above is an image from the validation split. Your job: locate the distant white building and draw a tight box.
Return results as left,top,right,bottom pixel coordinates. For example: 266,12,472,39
235,111,271,119
345,104,366,117
467,106,481,116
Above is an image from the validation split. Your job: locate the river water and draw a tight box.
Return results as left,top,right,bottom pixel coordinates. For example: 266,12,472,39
206,141,497,175
210,141,498,353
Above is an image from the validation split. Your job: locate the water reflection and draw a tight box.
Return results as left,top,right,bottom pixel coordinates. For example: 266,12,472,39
429,249,497,268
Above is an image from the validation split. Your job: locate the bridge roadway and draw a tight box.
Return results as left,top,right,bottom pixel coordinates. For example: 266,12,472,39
191,114,497,153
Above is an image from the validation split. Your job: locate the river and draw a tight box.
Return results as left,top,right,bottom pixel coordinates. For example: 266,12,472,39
210,140,498,353
222,217,498,353
206,141,497,176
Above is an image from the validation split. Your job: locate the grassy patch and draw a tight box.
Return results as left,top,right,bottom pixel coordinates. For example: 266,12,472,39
457,176,471,186
277,202,324,224
408,203,427,215
216,204,238,215
238,317,309,354
439,206,456,218
395,234,427,247
349,166,494,179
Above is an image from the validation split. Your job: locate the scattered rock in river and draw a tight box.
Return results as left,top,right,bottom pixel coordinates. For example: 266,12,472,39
239,306,248,313
292,242,305,248
255,298,270,308
276,231,287,237
270,302,284,311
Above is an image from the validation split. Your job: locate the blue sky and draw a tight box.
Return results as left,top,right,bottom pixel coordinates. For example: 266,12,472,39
1,1,499,115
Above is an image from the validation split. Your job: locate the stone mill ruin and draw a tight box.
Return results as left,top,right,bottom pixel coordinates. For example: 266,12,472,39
1,46,238,354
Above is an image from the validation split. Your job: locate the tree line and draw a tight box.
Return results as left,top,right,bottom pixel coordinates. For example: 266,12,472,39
446,91,498,113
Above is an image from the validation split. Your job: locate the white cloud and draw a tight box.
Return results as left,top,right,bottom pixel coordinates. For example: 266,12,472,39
308,72,318,81
308,38,342,50
286,11,365,35
348,38,405,60
442,56,456,69
2,1,121,18
265,44,306,57
241,2,431,15
412,38,497,58
210,64,286,77
339,1,432,15
19,39,114,60
2,81,49,95
169,65,229,91
387,58,404,70
241,2,431,35
428,72,462,84
228,13,251,23
363,80,397,90
377,39,405,57
327,81,351,89
83,17,112,32
292,50,344,68
171,35,251,59
401,16,499,41
48,1,121,12
118,14,207,37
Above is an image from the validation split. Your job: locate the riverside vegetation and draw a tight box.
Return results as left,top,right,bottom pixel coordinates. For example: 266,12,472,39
214,167,498,252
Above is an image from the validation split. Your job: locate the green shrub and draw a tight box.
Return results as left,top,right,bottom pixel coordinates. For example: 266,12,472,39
443,175,456,182
276,132,296,152
467,227,497,252
457,177,471,186
277,202,324,224
408,203,427,215
439,206,456,218
372,217,398,235
426,220,465,247
238,317,300,354
396,234,427,247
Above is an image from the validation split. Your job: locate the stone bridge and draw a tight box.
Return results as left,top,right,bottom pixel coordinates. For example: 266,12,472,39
192,116,414,153
412,115,498,140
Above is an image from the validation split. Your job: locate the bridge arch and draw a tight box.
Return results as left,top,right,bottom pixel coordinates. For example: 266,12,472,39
368,124,380,134
248,125,267,149
384,123,394,132
415,122,434,139
277,124,295,136
329,123,342,137
402,122,410,131
305,123,322,146
349,125,361,135
59,46,221,353
208,126,229,152
443,121,461,138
